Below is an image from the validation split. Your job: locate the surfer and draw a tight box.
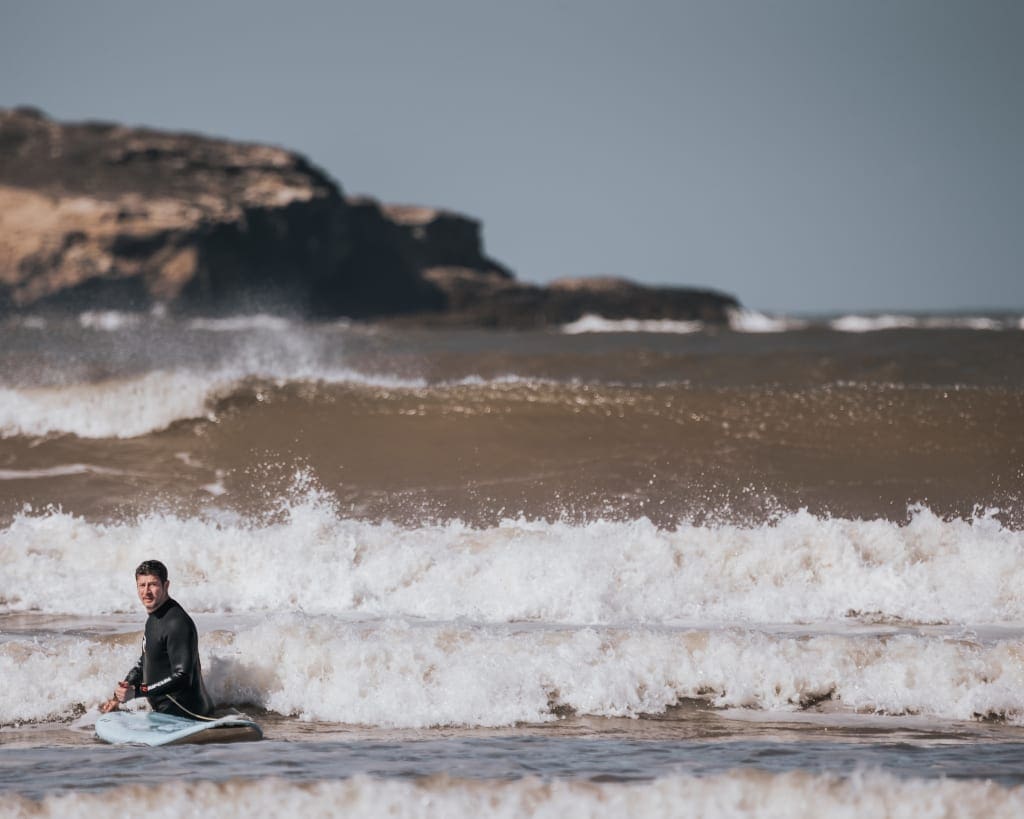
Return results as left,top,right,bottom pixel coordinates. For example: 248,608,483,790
100,560,215,719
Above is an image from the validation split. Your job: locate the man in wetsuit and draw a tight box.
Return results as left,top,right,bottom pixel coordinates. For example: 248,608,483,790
100,560,215,718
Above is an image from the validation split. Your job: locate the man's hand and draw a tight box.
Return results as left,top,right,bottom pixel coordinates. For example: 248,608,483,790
100,681,134,712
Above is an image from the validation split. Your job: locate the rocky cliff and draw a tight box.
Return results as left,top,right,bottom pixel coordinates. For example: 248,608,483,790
0,108,739,324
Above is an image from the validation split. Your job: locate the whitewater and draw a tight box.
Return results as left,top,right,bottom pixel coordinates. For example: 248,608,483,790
2,502,1022,624
3,502,1023,729
2,312,1023,816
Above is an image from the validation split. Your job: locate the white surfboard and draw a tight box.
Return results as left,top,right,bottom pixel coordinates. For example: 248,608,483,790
95,711,263,746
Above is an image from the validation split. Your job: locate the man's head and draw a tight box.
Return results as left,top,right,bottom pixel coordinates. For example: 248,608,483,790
135,560,170,613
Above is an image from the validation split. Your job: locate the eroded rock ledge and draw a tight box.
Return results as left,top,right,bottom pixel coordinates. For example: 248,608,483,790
0,107,738,325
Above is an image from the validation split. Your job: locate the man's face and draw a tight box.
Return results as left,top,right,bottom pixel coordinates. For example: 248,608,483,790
136,574,169,613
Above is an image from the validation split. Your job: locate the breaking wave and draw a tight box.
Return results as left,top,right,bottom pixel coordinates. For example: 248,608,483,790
1,504,1020,624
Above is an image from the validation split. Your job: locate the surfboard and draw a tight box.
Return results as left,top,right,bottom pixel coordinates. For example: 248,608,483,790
95,711,263,746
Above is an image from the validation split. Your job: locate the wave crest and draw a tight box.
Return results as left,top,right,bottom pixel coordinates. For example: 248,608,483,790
2,504,1020,624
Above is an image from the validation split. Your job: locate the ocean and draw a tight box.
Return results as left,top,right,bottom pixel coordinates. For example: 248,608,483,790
1,308,1023,817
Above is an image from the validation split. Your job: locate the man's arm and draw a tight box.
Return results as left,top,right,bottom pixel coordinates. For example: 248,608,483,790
100,653,146,712
124,654,144,689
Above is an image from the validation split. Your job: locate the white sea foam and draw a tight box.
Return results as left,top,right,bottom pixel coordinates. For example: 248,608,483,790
558,310,827,334
726,309,805,333
187,314,295,332
1,504,1021,625
614,309,1019,334
0,464,128,481
0,371,227,438
830,314,1006,333
1,312,444,439
4,503,1023,728
830,314,919,333
934,316,1001,331
4,772,1024,819
4,614,1023,727
0,367,426,439
561,315,704,334
221,617,1024,727
77,310,145,331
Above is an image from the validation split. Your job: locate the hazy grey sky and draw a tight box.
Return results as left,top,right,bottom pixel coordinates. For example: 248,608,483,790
2,0,1021,313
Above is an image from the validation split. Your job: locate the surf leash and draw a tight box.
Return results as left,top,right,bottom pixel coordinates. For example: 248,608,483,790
166,694,252,723
166,694,219,722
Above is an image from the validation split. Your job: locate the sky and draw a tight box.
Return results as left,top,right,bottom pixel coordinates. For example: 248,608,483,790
1,0,1021,314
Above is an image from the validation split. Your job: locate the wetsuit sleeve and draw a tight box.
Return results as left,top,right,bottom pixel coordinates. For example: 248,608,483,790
124,654,144,690
140,614,194,697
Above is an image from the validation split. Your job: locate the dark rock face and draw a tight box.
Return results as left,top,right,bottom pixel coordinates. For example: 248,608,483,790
373,201,513,280
0,108,739,324
414,271,738,328
0,107,354,314
333,197,517,318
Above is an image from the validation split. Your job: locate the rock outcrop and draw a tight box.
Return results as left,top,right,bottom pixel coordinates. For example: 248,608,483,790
338,196,511,317
1,107,378,315
414,270,738,328
0,107,739,324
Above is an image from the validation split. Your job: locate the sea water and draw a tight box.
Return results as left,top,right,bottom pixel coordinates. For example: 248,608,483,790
1,311,1023,817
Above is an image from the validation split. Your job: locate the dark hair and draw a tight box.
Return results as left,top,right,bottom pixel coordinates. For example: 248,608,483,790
135,560,168,583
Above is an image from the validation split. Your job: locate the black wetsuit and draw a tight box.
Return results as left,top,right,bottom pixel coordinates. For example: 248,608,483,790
124,597,215,718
